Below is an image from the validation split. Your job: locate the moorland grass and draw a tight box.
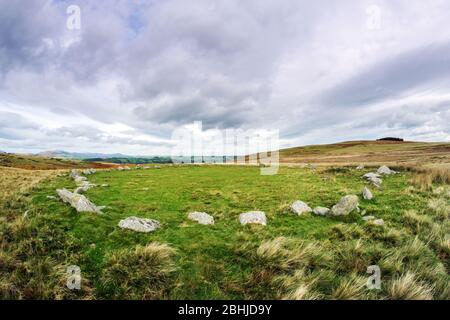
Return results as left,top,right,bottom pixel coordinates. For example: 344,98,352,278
0,165,449,299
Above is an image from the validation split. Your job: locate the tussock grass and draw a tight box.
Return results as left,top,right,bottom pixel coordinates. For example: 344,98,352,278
100,243,176,299
388,272,433,300
331,274,367,300
409,167,450,189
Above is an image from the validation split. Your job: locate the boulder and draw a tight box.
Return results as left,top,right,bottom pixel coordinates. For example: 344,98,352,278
290,200,312,215
239,211,267,226
118,216,161,233
362,186,373,200
69,170,80,179
56,188,103,213
313,207,330,216
330,195,359,216
377,165,396,175
188,211,215,225
363,172,382,188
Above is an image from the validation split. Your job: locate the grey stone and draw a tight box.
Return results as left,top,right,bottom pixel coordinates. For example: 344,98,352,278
377,166,396,175
290,200,312,215
56,188,103,213
362,186,373,200
330,195,359,216
239,211,267,226
118,216,161,233
188,211,215,225
313,207,330,216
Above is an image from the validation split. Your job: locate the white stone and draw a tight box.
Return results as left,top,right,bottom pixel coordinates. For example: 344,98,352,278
362,186,373,200
330,195,359,216
373,219,385,226
56,188,103,213
356,165,365,170
313,207,330,216
377,165,396,175
118,216,161,233
290,200,312,215
239,211,267,226
188,211,215,225
362,215,375,221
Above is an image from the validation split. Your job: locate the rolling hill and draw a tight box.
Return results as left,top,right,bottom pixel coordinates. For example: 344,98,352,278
279,140,450,166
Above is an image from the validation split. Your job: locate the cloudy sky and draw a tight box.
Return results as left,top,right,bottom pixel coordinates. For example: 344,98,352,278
1,0,450,155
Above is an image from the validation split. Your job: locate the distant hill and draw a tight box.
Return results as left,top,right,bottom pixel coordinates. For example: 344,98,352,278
85,156,172,164
0,153,114,170
36,150,129,160
279,140,450,166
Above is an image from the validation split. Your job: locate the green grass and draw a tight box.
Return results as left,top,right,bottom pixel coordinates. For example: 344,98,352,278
2,165,449,299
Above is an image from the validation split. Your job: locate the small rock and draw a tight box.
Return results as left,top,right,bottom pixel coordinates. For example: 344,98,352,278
362,186,373,200
330,195,359,216
362,215,375,221
313,207,330,216
239,211,267,226
377,166,396,175
290,200,312,215
188,211,215,225
101,184,109,187
373,219,385,226
363,172,382,188
118,216,161,233
356,165,364,170
46,195,56,199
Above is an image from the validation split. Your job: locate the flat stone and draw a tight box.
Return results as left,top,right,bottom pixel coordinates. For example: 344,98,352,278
290,200,312,215
362,215,375,221
239,211,267,226
118,216,161,233
373,219,385,226
313,207,330,216
330,195,359,216
56,188,103,213
188,211,215,225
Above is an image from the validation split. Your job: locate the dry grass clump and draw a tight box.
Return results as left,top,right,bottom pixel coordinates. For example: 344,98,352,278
330,274,367,300
274,269,322,300
387,272,433,300
403,210,433,234
409,167,450,189
100,242,177,299
427,198,450,220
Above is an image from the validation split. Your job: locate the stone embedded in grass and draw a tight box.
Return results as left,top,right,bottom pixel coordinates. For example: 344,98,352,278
82,169,96,175
56,188,103,213
313,207,330,216
330,195,359,216
377,165,397,175
239,211,267,226
363,172,382,188
188,211,215,225
362,186,373,200
362,215,375,221
372,219,385,226
118,216,161,233
290,200,312,215
46,195,56,199
356,165,364,170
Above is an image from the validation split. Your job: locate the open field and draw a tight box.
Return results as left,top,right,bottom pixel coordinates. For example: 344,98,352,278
280,141,450,167
0,164,448,299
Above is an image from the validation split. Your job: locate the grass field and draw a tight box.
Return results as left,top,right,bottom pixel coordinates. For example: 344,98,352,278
280,140,450,167
1,163,448,299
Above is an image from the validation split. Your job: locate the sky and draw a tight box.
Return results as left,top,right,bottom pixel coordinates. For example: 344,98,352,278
1,0,450,155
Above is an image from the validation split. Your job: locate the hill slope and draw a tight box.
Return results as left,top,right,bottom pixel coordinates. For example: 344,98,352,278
0,153,114,170
279,140,450,166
